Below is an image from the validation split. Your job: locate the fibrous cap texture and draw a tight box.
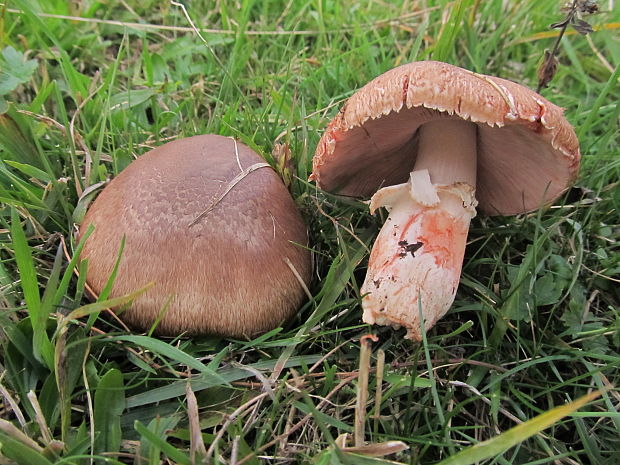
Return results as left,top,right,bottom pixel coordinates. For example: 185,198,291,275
80,134,311,337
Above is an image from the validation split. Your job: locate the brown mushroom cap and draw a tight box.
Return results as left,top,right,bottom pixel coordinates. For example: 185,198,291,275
311,61,580,215
79,134,311,337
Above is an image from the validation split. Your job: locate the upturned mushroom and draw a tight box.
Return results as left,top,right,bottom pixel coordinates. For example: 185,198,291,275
311,61,580,340
79,134,311,337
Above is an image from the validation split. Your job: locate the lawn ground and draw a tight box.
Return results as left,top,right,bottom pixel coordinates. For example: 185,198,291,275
0,1,619,464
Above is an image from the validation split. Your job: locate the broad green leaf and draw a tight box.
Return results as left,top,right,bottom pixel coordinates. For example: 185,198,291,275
64,420,91,458
533,272,562,306
381,373,432,401
0,111,41,168
0,46,38,96
504,264,533,322
435,391,602,465
38,373,60,431
109,88,155,112
55,327,89,442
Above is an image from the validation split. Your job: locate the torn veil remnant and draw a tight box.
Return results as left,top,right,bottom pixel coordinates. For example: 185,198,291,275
311,61,580,341
79,134,312,337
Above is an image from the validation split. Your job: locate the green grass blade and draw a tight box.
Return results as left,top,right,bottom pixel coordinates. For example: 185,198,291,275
12,0,89,98
432,0,473,62
4,160,52,183
54,283,154,342
93,368,125,459
136,416,182,465
268,230,372,379
10,208,54,368
125,354,321,408
0,436,53,465
340,452,405,465
110,335,228,379
435,391,603,465
87,234,125,328
134,421,192,465
294,400,353,432
52,224,93,307
577,62,620,140
10,208,41,310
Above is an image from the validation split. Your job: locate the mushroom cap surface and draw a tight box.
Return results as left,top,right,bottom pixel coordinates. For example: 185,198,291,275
311,61,580,215
79,134,311,337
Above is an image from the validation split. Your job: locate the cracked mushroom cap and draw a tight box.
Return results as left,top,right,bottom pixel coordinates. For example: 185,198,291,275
311,61,580,215
79,134,311,338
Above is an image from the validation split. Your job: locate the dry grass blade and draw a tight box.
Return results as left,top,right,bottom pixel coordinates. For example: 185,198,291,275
205,392,270,461
0,418,44,452
372,348,385,423
0,379,27,429
231,362,276,401
27,390,53,445
341,440,409,457
185,381,207,463
189,162,271,227
355,334,378,447
284,257,314,301
236,374,359,465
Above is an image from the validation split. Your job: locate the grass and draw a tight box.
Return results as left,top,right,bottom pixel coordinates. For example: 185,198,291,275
0,0,619,464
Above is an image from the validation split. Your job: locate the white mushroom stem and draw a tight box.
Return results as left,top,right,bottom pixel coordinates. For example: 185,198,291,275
360,120,478,340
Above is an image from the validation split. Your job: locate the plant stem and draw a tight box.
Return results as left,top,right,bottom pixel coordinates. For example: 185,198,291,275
537,0,579,92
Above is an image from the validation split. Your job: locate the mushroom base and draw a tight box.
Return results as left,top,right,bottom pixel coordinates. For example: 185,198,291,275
360,170,477,340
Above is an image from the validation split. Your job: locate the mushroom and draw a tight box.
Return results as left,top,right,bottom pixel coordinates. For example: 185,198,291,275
310,61,580,340
79,134,312,337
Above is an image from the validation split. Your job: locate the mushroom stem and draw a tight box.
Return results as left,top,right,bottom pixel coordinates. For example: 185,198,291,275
360,120,478,340
415,119,478,185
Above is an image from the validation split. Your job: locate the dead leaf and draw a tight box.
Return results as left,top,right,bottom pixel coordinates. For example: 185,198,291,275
272,142,294,187
537,50,559,90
